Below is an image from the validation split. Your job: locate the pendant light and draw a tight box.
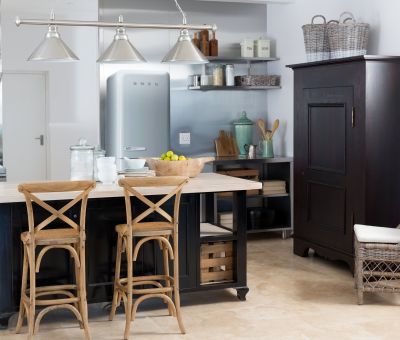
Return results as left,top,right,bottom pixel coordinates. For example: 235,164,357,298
97,15,146,63
28,12,79,62
162,0,209,64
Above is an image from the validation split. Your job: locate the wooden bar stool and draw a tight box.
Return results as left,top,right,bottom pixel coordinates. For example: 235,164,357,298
15,181,95,339
109,176,189,339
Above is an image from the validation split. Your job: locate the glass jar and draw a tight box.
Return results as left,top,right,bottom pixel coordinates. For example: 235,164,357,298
225,64,235,86
233,111,254,155
213,65,224,86
70,138,95,180
93,145,106,181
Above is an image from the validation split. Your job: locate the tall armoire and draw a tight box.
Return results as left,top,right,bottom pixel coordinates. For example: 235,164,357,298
288,56,400,270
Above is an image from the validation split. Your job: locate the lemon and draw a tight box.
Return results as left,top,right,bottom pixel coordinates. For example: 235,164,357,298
178,155,186,161
164,156,171,161
171,154,179,161
160,153,166,159
166,150,174,158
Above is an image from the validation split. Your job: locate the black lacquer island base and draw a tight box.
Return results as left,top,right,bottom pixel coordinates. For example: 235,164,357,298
0,191,248,328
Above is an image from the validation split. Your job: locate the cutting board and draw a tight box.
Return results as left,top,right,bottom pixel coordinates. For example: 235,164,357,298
215,130,239,157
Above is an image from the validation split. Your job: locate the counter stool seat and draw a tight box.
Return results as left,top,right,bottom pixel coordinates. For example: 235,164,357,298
116,221,173,237
15,181,95,340
21,228,80,245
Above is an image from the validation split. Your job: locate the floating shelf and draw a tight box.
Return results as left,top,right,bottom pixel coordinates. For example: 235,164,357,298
207,56,279,64
188,85,281,91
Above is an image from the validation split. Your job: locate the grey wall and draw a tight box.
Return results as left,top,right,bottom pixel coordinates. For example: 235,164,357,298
100,0,269,156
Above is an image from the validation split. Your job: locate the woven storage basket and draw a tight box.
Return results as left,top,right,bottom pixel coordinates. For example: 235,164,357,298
327,12,369,59
302,15,330,62
234,75,281,87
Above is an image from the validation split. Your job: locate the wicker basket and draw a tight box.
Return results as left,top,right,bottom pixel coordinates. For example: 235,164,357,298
234,75,281,87
302,15,330,62
327,12,369,59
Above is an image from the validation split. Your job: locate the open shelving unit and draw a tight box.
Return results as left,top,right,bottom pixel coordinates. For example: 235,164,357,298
210,156,293,238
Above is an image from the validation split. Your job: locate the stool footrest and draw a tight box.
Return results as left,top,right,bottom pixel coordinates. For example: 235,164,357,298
28,284,78,293
119,275,174,284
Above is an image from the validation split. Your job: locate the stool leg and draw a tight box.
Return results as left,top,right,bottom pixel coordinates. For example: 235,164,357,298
110,234,123,321
73,244,84,330
78,238,91,340
28,243,36,339
16,244,28,333
162,239,174,317
124,234,133,340
172,233,185,334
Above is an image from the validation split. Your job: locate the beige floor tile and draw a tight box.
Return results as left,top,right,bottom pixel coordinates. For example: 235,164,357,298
1,235,400,339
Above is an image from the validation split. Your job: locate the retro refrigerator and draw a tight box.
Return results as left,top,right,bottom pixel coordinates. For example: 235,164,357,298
105,71,170,169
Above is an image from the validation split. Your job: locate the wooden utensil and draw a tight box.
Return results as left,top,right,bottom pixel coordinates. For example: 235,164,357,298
270,119,280,138
257,119,268,140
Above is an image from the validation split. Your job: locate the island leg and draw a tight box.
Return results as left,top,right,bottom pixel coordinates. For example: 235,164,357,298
236,287,249,301
232,190,249,301
0,314,12,329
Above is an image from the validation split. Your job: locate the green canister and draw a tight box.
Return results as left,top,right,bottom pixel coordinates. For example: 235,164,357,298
233,111,254,155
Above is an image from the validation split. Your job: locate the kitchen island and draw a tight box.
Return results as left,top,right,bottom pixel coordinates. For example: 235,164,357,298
0,173,261,328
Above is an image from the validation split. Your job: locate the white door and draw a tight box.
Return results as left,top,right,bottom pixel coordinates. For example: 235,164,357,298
2,72,47,181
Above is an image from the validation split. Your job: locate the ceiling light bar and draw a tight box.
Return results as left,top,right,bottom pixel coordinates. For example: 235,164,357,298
15,17,217,32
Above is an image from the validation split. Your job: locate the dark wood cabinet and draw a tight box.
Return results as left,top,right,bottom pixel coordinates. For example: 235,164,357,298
288,56,400,270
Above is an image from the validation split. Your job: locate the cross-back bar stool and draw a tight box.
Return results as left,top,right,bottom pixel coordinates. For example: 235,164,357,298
109,176,189,339
16,181,95,339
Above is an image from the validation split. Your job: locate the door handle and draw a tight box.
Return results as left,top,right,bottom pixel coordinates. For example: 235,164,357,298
124,146,146,151
35,135,44,146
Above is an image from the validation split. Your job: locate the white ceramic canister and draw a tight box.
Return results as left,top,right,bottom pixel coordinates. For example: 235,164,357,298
254,38,271,58
240,39,254,58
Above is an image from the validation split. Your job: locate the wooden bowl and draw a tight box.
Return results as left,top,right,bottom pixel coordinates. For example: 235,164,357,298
146,157,215,177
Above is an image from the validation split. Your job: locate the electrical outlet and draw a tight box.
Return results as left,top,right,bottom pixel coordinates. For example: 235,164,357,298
179,132,191,145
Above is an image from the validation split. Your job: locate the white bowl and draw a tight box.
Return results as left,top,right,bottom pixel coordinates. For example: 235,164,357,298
123,157,146,170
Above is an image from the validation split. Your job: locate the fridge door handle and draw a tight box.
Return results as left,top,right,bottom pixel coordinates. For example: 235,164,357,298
124,146,147,151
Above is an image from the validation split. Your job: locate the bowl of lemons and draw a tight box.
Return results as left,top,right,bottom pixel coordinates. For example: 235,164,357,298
147,151,214,177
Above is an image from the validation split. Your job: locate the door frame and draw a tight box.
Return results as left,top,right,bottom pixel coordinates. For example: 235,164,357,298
2,70,50,179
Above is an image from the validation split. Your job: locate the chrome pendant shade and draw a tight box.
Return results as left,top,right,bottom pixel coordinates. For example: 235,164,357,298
28,24,79,62
97,17,146,63
162,29,208,64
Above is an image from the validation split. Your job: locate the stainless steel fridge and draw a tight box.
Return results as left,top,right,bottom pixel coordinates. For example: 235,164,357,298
105,71,170,169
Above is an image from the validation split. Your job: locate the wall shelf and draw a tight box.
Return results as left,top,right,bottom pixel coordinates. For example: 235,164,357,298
207,56,279,64
188,85,281,91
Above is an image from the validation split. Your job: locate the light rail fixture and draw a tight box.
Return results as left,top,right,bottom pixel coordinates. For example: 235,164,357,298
15,0,217,64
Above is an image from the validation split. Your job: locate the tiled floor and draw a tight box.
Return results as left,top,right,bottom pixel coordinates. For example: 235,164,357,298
2,235,400,340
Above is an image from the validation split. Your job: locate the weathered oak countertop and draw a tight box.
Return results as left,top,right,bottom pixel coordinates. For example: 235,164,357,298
0,173,261,203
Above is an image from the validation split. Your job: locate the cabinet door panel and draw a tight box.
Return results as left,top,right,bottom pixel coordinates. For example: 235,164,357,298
295,86,358,252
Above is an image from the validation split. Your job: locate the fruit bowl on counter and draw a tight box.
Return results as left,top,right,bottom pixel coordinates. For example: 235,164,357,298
146,151,214,178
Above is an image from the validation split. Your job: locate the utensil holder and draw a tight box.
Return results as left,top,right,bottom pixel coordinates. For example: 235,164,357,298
260,139,274,158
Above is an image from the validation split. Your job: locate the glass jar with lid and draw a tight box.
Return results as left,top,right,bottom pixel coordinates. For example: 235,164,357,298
70,138,95,180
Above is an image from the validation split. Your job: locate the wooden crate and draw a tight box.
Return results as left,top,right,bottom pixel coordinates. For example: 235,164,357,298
200,241,233,285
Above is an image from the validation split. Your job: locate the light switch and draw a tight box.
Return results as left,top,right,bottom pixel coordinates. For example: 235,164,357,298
179,132,191,145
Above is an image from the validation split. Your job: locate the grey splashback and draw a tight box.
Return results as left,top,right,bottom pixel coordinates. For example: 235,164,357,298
100,0,269,156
